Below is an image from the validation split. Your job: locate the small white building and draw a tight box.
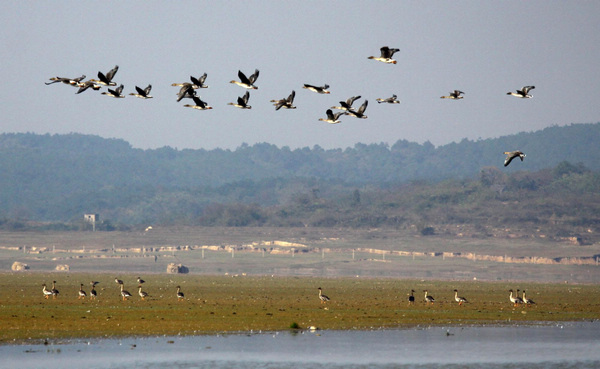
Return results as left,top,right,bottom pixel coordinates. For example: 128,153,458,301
84,214,100,231
84,214,100,223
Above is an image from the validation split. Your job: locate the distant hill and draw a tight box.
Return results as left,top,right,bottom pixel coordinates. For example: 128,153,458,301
0,122,599,224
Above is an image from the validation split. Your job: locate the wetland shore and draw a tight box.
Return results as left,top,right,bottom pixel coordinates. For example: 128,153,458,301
1,273,598,344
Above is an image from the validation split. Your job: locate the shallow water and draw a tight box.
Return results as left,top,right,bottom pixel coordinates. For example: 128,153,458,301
2,322,599,369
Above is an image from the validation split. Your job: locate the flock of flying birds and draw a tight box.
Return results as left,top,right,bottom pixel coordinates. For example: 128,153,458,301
46,46,529,167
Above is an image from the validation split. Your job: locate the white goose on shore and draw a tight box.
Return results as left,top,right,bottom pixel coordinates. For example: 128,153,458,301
454,289,468,305
42,284,53,299
424,290,435,305
318,287,330,304
120,284,132,301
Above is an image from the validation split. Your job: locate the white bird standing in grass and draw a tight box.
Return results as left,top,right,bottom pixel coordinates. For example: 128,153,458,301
424,290,435,305
120,284,131,301
138,285,148,300
318,287,330,304
176,286,184,301
454,289,468,305
78,283,87,300
522,290,536,305
42,283,53,299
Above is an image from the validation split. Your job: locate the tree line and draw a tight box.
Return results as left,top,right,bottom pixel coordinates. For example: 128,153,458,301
0,123,598,229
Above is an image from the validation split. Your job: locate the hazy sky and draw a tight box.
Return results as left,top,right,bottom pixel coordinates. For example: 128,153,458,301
2,1,599,150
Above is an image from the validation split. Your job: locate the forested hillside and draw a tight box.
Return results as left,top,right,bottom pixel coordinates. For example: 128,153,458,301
0,123,599,228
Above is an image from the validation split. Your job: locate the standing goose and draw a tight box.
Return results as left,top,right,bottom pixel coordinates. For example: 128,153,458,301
453,289,468,305
190,73,209,89
318,287,330,304
376,94,400,104
120,284,132,301
509,289,523,306
138,285,148,300
176,286,184,301
90,284,97,300
318,109,344,124
440,90,465,99
503,151,525,167
408,289,415,305
129,85,153,99
331,95,362,111
42,284,54,299
345,100,368,119
522,290,536,305
273,90,296,110
137,277,146,284
115,277,123,286
78,284,87,300
51,281,59,299
94,65,119,86
183,96,212,110
45,74,86,86
507,86,535,98
303,84,330,94
424,290,435,305
368,46,400,64
228,91,252,109
230,69,259,89
101,84,125,98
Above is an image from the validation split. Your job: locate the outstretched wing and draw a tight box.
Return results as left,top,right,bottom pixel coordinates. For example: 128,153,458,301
97,71,108,84
248,69,259,84
522,86,535,94
106,65,119,81
325,109,334,120
238,70,251,85
380,46,391,58
347,95,361,106
357,100,368,114
287,90,295,103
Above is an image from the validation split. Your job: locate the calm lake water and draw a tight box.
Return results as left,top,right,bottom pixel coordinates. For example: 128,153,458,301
2,322,599,369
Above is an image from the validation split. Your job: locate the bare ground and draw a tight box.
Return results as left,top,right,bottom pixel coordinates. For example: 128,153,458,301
1,227,599,283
